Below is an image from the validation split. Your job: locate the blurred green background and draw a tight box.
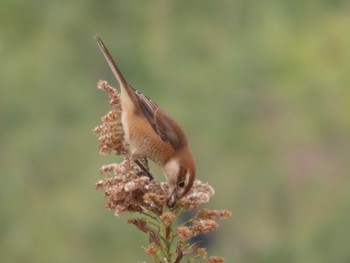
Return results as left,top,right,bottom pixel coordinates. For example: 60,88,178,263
1,1,350,262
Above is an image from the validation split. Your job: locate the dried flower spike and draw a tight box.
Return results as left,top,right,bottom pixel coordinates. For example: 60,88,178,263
93,80,128,155
94,80,232,262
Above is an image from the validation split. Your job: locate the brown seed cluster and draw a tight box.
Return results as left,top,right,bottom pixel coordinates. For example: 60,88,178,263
95,155,217,216
143,243,158,256
177,226,194,241
95,157,166,216
195,209,232,220
161,212,176,227
197,248,225,263
93,80,128,155
177,219,221,241
178,181,215,210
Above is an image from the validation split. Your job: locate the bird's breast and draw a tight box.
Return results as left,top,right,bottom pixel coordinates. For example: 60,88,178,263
121,109,174,166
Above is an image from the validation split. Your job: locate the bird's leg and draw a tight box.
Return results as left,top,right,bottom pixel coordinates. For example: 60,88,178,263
134,159,154,180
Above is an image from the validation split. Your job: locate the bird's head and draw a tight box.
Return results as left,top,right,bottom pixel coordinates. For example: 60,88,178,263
163,155,195,208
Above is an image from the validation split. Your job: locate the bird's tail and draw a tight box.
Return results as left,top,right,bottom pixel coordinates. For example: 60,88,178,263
95,36,135,100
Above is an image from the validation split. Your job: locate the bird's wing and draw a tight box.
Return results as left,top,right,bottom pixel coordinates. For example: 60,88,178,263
133,88,183,150
95,37,183,150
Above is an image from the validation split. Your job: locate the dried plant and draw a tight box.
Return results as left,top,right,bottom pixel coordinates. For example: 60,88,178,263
93,80,232,263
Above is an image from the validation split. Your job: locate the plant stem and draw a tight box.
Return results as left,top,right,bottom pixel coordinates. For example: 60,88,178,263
162,223,174,262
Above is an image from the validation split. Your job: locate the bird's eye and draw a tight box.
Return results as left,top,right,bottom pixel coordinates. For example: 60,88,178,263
178,181,185,188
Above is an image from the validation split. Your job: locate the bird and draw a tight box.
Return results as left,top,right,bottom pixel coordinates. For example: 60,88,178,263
95,36,195,207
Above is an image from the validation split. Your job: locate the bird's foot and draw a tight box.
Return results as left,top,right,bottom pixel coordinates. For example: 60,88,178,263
134,159,154,180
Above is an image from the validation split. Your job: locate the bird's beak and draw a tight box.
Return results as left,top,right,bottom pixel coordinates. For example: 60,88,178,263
166,192,177,208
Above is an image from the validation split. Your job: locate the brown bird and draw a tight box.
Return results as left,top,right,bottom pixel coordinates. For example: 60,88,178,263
95,36,195,207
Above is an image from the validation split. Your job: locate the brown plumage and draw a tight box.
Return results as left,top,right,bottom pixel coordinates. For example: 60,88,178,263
95,36,195,207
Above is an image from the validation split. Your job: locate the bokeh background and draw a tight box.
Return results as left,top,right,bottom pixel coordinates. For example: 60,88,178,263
1,1,350,262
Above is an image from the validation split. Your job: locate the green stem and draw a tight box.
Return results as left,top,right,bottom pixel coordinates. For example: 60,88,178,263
187,254,201,263
161,222,174,262
140,211,160,221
